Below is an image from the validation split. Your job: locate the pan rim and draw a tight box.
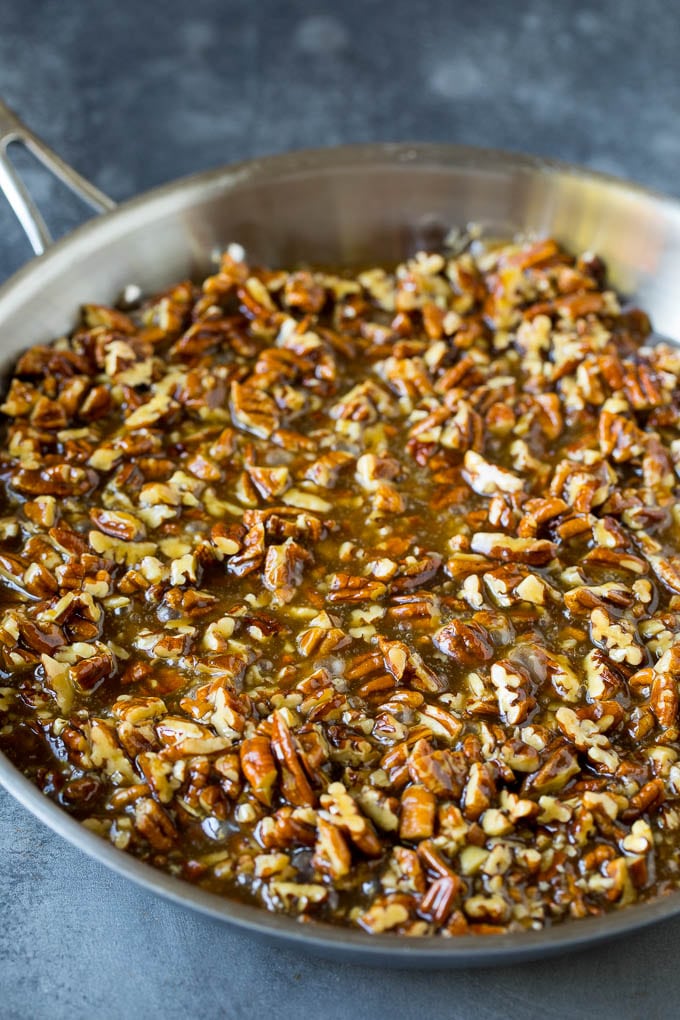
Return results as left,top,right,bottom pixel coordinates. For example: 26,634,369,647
2,138,680,312
2,139,680,964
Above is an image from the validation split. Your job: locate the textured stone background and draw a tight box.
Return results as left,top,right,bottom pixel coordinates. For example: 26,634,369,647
1,0,680,1016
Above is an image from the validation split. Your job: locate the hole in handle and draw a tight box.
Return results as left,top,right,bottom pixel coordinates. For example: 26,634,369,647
0,102,116,256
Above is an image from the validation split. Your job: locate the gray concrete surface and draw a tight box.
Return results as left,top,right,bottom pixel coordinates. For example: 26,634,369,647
1,0,679,1016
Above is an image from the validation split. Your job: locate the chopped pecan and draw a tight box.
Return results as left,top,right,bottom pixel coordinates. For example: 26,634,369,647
240,734,278,806
462,762,496,820
378,636,446,693
11,463,98,497
590,607,644,666
71,650,116,692
462,450,524,496
650,670,679,732
407,739,466,798
313,818,352,879
270,711,315,807
297,622,350,658
490,659,536,725
524,744,580,795
470,532,557,565
263,539,312,603
418,875,463,925
230,381,281,439
357,894,414,934
319,782,382,855
326,574,387,603
432,619,494,664
400,785,437,840
256,808,317,850
90,508,147,541
134,798,178,850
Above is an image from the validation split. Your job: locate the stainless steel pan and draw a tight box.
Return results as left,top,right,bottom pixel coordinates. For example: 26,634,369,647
2,99,680,967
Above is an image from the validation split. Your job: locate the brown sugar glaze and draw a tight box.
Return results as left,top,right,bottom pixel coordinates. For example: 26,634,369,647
2,237,680,935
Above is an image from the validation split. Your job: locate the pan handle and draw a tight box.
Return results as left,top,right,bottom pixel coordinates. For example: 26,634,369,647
0,100,116,255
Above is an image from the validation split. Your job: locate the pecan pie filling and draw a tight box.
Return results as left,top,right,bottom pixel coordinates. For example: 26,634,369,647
2,237,680,935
